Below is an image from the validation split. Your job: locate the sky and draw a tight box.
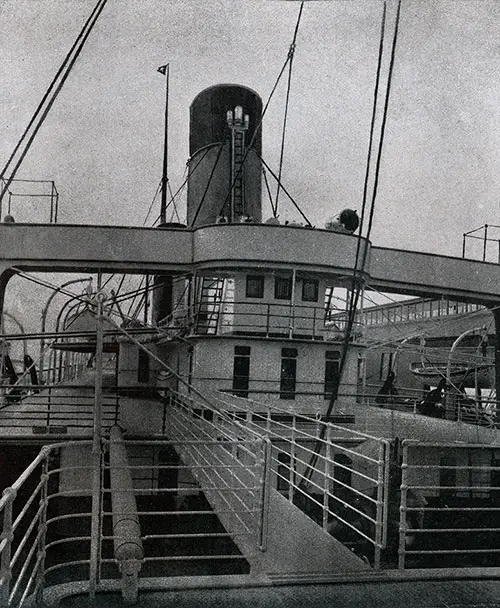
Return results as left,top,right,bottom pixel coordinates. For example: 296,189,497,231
1,0,500,262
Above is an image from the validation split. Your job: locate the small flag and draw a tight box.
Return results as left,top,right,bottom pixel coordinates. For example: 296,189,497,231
157,64,169,75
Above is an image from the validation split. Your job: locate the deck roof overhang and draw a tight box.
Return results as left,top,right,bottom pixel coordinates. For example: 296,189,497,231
0,222,499,305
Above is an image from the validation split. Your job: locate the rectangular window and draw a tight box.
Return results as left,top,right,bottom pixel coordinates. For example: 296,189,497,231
333,454,352,495
280,348,297,399
439,456,457,499
379,352,394,381
277,452,292,493
138,350,150,383
324,350,341,399
274,276,292,300
302,279,319,302
246,275,264,298
491,457,500,501
232,346,250,397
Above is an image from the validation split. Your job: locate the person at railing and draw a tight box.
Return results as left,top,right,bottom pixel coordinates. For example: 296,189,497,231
375,370,398,406
416,378,446,418
23,354,39,394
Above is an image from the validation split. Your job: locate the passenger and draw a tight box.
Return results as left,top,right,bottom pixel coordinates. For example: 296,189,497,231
417,378,446,418
376,370,398,405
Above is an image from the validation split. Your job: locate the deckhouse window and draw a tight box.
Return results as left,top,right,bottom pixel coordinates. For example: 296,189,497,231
333,454,352,496
246,275,264,298
324,350,341,399
275,276,292,300
138,350,150,383
490,457,500,501
277,451,293,493
280,347,297,399
232,346,251,398
302,279,319,302
439,456,457,499
379,352,394,381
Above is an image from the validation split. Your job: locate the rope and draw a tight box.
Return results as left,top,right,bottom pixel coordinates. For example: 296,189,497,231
275,2,304,215
167,180,181,223
357,2,387,252
143,180,163,226
365,0,401,242
258,154,312,226
333,0,401,416
191,141,226,226
262,168,276,217
302,0,402,486
216,8,305,220
0,0,109,208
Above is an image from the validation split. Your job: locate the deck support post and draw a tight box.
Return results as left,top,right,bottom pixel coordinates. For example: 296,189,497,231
89,282,105,599
489,306,500,412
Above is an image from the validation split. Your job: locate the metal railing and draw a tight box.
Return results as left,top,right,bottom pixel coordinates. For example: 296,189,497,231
158,298,363,342
0,444,55,607
462,223,500,262
399,440,500,570
255,412,389,567
364,390,500,432
165,391,269,548
363,297,485,327
0,386,120,434
0,433,269,607
0,178,59,224
195,391,392,569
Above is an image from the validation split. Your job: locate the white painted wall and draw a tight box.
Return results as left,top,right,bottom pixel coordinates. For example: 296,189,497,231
189,338,362,404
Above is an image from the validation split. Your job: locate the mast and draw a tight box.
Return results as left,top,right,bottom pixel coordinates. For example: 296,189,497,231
158,64,170,225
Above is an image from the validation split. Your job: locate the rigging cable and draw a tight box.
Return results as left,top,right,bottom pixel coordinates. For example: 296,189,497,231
331,0,400,419
191,141,227,226
144,180,163,226
258,154,312,225
154,145,212,226
301,0,402,486
216,3,306,220
262,168,276,217
167,180,181,223
274,1,304,216
333,0,401,406
0,0,109,208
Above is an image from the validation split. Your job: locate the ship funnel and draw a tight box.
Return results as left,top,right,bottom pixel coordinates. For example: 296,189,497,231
187,84,263,227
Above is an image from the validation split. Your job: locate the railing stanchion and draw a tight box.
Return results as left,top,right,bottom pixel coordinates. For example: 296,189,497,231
382,440,390,552
322,424,331,530
35,448,50,606
373,440,386,570
398,442,409,570
89,289,105,598
259,439,272,552
46,386,52,429
0,487,16,606
289,414,297,503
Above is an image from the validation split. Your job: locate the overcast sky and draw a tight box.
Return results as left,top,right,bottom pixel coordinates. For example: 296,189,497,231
1,0,500,260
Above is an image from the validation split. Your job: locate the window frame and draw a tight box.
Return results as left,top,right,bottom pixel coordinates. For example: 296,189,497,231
246,275,265,299
274,276,293,301
301,279,319,302
232,345,251,398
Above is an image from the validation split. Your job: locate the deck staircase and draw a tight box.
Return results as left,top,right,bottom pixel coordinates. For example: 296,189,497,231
196,278,226,334
161,392,370,577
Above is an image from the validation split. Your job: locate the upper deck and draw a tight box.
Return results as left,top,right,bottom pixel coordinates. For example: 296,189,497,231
0,222,499,304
